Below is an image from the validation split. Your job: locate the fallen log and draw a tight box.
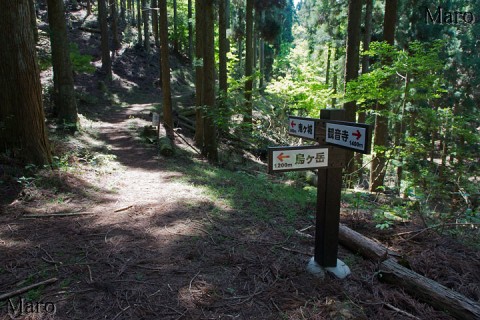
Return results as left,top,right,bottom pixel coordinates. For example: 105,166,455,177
379,258,480,320
337,224,480,320
158,136,174,156
179,109,196,117
338,224,397,261
178,114,195,126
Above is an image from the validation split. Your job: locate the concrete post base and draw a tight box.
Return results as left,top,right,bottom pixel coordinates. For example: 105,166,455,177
306,257,351,279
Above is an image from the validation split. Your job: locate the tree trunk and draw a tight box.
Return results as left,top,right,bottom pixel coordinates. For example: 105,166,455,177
338,224,394,261
110,0,120,51
136,0,142,45
430,128,436,164
452,103,464,166
98,0,112,78
152,0,159,47
219,0,228,95
87,0,92,17
28,0,39,43
158,0,174,140
331,46,338,108
355,0,373,181
218,0,228,134
173,0,178,52
187,0,192,60
343,0,362,178
158,136,174,156
253,13,258,70
236,7,244,72
129,0,134,24
202,0,218,162
379,258,480,320
0,0,51,165
339,224,480,320
243,0,254,130
47,0,78,131
120,0,126,24
370,0,398,192
361,0,373,74
325,43,331,86
259,9,265,90
142,0,149,52
394,75,408,194
194,0,204,146
259,39,265,90
439,119,448,180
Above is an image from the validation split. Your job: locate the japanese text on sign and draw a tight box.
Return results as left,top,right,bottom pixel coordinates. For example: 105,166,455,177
269,147,329,172
325,122,368,153
288,117,316,140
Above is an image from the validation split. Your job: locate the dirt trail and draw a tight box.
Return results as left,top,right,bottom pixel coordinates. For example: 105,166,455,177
89,104,199,210
0,103,232,319
1,103,478,320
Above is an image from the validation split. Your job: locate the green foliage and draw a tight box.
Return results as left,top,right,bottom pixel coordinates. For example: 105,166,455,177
266,26,334,117
342,191,372,218
174,160,316,224
38,55,52,71
374,205,411,230
69,43,95,74
346,40,446,108
168,0,190,50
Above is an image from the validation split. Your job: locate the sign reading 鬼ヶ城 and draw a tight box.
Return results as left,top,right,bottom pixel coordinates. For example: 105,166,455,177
268,146,329,173
325,122,370,154
288,116,316,140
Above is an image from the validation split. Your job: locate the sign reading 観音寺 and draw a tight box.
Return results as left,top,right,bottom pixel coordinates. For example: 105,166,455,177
325,121,370,154
268,146,329,173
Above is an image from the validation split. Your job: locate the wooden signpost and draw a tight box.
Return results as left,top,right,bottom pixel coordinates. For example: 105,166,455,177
268,146,329,172
268,109,372,278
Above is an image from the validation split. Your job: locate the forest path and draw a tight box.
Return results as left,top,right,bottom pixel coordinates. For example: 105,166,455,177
1,102,475,320
89,103,196,209
77,101,214,232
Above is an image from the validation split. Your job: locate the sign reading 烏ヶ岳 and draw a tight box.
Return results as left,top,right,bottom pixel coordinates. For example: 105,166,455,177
268,146,329,173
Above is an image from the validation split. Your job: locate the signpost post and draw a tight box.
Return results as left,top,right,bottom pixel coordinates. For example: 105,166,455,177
269,109,372,279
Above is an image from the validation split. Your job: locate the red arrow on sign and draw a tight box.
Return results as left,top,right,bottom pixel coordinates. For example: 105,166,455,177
277,153,290,162
352,130,362,140
290,120,296,128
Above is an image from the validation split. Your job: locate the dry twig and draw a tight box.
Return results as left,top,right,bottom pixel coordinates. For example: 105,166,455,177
114,205,133,213
87,265,93,283
0,278,58,301
112,305,131,320
384,302,420,319
22,212,95,218
189,270,201,296
396,222,480,243
280,246,312,256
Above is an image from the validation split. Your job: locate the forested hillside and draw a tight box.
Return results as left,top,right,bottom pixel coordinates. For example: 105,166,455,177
0,0,479,319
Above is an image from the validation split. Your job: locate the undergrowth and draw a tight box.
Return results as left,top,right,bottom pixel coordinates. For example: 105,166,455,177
170,153,317,227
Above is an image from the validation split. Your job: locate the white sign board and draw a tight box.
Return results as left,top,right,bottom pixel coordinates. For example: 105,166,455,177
325,122,368,153
269,146,329,172
152,112,160,126
288,116,316,140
